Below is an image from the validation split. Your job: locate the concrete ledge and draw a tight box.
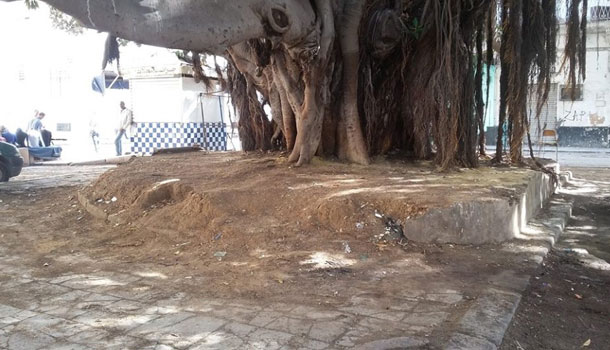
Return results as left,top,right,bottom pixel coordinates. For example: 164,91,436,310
403,171,555,244
70,155,135,166
77,191,108,222
77,191,125,225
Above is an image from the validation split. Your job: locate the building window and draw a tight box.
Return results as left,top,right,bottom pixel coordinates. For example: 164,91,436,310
560,84,583,101
56,123,71,132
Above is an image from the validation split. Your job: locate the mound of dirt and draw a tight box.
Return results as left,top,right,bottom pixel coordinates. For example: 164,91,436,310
78,152,534,260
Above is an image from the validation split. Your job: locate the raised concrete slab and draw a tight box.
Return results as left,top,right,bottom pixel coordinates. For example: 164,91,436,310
403,171,556,244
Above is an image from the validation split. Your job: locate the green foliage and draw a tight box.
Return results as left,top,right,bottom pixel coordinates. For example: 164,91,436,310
24,0,38,9
49,7,84,35
406,17,423,39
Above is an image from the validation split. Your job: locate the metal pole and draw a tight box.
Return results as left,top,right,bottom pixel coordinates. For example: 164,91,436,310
199,93,208,150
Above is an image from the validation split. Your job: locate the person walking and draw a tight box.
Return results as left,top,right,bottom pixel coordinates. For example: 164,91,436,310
27,112,46,147
115,101,133,156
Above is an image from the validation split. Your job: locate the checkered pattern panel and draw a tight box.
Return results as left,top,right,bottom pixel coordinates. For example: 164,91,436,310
130,122,227,155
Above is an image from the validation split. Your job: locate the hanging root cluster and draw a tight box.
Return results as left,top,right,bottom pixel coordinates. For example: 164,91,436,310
215,0,587,170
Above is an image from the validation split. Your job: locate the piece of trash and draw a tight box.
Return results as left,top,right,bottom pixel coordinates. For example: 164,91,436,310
185,276,192,279
574,293,583,300
43,263,49,267
174,251,180,255
374,211,383,219
213,233,223,241
111,197,117,202
582,339,591,347
96,198,103,203
276,279,284,284
214,251,227,258
355,222,364,229
343,242,352,254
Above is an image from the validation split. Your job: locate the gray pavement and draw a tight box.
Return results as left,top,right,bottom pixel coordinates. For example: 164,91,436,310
0,163,576,349
0,165,114,192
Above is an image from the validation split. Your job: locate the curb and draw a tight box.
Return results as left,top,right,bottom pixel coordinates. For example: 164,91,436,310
403,169,556,244
77,191,124,225
445,186,573,349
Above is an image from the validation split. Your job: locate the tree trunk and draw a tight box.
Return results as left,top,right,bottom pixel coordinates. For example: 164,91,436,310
336,0,369,165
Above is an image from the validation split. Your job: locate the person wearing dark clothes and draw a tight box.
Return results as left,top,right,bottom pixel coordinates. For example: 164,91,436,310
15,128,27,147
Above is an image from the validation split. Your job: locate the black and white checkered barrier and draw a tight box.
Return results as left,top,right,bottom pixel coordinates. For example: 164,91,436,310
130,122,227,155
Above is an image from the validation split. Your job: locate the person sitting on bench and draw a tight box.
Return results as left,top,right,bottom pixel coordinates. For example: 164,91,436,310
0,125,17,145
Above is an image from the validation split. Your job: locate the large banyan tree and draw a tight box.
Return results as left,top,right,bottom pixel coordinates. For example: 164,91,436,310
12,0,589,168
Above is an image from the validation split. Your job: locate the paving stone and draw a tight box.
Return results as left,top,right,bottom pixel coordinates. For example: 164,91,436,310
167,315,226,335
265,317,313,335
246,328,293,350
207,305,258,324
222,322,257,338
457,289,520,346
0,328,8,348
370,311,406,322
80,292,121,303
65,328,112,343
357,316,410,332
57,275,128,290
290,306,346,320
48,274,85,285
96,335,152,350
130,312,194,335
267,302,295,312
445,333,497,350
72,311,158,331
424,293,464,304
402,312,449,327
354,336,428,349
13,314,64,334
7,330,56,350
0,305,22,318
43,306,90,319
287,336,330,350
0,310,38,327
44,342,92,350
413,302,451,313
387,300,419,312
152,315,226,349
248,310,283,328
335,326,370,347
190,331,245,349
339,305,379,317
139,344,176,350
308,320,349,343
103,299,146,313
43,290,91,304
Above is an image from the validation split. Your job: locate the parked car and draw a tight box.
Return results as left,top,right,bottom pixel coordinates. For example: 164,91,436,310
0,141,24,182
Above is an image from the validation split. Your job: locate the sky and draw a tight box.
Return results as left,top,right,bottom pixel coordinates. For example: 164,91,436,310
0,1,178,137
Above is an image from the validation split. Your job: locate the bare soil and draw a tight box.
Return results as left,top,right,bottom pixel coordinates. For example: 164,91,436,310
0,152,538,311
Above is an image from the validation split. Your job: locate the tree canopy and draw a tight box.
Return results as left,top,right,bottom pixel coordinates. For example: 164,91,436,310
11,0,588,168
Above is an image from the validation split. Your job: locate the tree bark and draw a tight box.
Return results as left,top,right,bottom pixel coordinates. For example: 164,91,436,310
337,0,370,165
36,0,316,53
